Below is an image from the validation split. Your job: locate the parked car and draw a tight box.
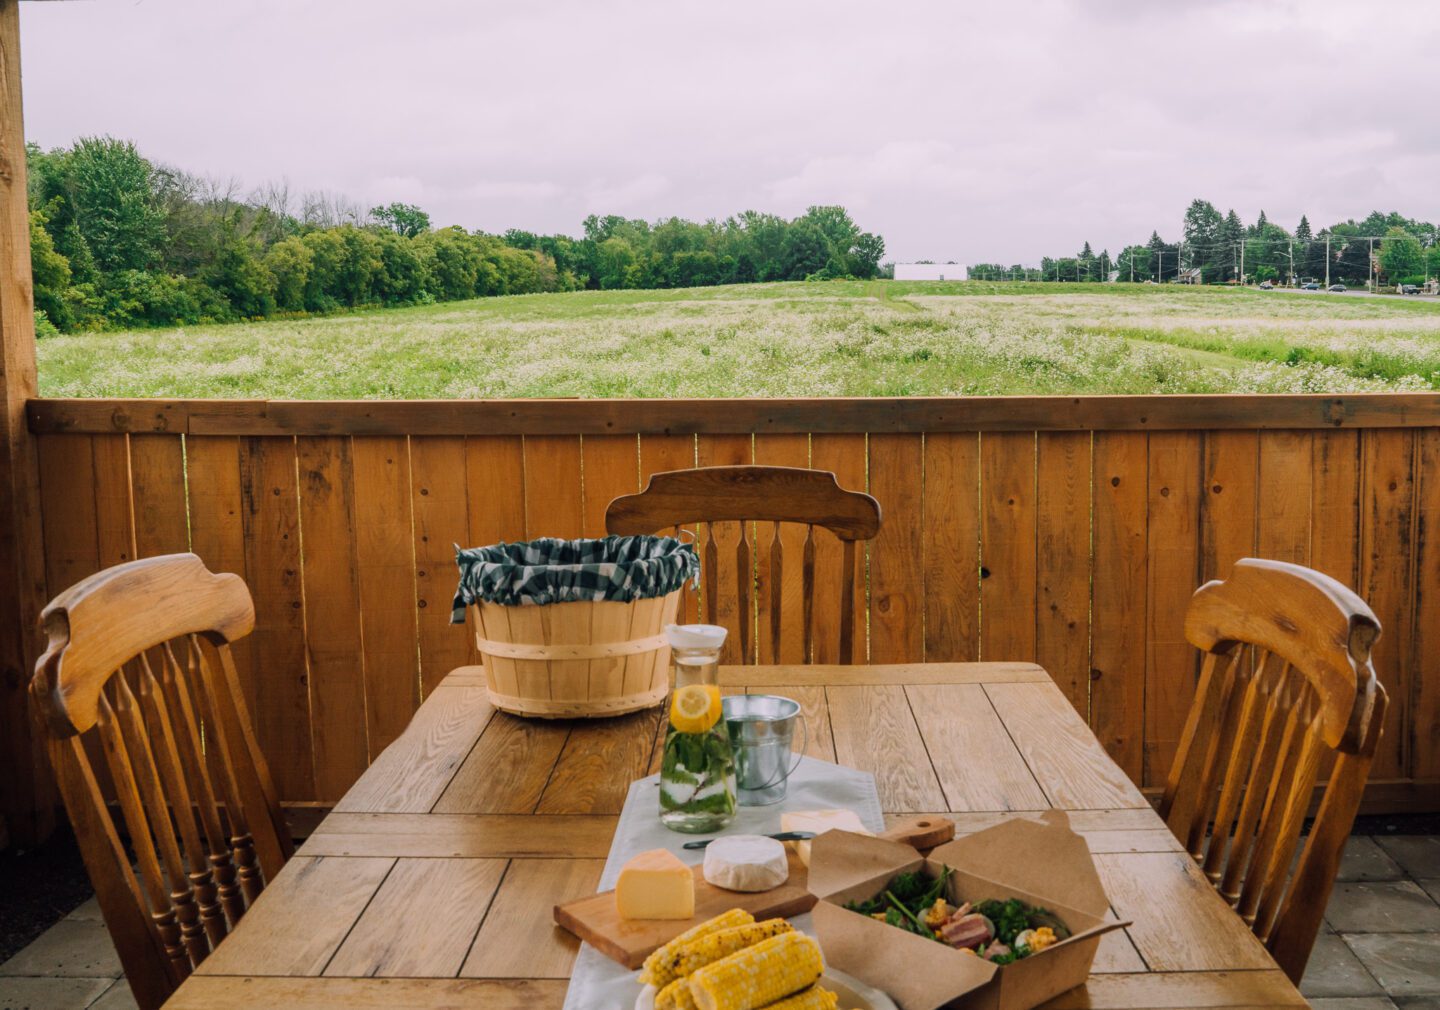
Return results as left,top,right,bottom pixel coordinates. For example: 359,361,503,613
1328,284,1347,292
1302,282,1320,290
1258,281,1274,290
1400,284,1420,295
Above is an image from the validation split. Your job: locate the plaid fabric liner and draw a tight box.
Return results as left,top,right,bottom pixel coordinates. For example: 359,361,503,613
451,535,699,621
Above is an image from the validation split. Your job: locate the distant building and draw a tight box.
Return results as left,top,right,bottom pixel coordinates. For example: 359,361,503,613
894,262,968,281
1175,267,1203,285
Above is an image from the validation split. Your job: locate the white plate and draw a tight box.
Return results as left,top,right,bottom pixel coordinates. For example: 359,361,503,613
634,970,895,1010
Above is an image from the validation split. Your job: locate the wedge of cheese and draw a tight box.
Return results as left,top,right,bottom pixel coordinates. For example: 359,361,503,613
616,848,695,920
780,809,871,866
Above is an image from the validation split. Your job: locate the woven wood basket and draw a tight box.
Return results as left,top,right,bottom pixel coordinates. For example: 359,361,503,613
472,589,682,718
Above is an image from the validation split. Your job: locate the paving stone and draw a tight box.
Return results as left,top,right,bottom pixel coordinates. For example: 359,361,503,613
87,980,137,1010
1326,881,1440,933
0,976,112,1010
62,898,100,923
0,921,120,979
1377,838,1440,880
1343,934,1440,997
1339,838,1407,882
1303,931,1386,997
1308,1000,1400,1010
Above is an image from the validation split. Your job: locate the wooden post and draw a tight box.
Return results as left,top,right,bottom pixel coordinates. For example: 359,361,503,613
0,0,53,848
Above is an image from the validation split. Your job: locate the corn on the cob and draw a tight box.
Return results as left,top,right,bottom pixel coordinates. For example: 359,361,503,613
756,986,838,1010
687,932,823,1010
671,920,793,978
656,977,699,1010
641,909,755,986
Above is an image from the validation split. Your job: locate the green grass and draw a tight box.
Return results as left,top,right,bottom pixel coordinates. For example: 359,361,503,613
35,281,1440,399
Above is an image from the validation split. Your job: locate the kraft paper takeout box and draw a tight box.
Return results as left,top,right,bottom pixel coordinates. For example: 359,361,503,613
808,811,1129,1010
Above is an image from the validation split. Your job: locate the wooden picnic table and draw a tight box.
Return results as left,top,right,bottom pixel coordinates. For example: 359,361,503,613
163,662,1308,1009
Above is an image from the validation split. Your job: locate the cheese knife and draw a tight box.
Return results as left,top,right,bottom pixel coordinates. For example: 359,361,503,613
681,831,815,850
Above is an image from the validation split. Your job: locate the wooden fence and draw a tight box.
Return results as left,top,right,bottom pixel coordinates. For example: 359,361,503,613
24,394,1440,812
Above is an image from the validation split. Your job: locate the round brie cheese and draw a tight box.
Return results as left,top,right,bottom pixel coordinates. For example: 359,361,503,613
702,834,790,892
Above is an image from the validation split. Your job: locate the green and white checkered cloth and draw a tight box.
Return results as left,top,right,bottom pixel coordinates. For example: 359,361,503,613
451,535,699,622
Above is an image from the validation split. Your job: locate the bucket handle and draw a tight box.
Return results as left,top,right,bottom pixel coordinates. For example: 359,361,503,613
747,714,808,791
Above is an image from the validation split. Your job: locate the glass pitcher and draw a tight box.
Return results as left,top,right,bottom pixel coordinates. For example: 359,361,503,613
658,624,737,832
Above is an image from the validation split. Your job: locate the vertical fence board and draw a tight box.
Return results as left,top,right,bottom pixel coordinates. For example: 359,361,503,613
186,436,255,709
1256,431,1313,566
698,435,754,663
1036,431,1091,714
1144,431,1202,788
640,435,697,624
867,434,924,665
1312,429,1361,589
1200,431,1258,583
581,434,639,539
810,434,867,663
36,434,99,595
411,437,472,695
923,433,979,662
462,435,526,665
296,436,369,801
351,436,419,759
1359,429,1415,781
980,432,1037,662
522,435,583,539
1091,432,1147,781
239,437,314,800
1412,429,1440,781
91,434,134,567
754,434,810,664
128,434,189,558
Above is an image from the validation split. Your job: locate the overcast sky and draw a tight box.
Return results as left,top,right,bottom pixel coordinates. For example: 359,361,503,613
19,0,1440,264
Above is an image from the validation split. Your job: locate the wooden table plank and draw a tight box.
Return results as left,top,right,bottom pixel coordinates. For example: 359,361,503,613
166,977,568,1009
325,857,505,978
536,708,661,814
461,858,604,979
433,713,569,814
305,813,618,858
985,682,1150,809
197,856,395,977
884,812,1183,855
773,684,836,763
827,685,946,812
333,685,493,814
1094,852,1277,972
905,684,1050,812
1040,970,1307,1008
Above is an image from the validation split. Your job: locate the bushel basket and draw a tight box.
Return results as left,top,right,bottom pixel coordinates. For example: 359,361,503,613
452,536,698,718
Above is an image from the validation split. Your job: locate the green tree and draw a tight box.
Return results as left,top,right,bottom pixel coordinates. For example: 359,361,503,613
264,236,313,311
63,137,166,272
203,229,274,318
370,202,431,238
595,237,637,290
780,220,830,279
1379,226,1423,282
30,209,73,331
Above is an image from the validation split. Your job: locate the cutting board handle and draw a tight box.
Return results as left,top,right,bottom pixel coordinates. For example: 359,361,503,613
877,816,956,853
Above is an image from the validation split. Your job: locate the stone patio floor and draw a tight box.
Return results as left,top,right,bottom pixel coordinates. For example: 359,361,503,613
0,835,1438,1009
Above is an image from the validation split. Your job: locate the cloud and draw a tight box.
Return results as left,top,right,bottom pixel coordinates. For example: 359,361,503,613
583,173,671,213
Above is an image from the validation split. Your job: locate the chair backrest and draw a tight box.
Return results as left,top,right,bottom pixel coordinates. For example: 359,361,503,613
1160,557,1387,984
30,553,293,1010
605,465,881,663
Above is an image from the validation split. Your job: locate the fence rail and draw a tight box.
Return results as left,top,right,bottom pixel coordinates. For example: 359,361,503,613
26,395,1440,810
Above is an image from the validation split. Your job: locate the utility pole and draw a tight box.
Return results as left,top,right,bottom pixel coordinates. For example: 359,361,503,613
1240,241,1245,286
1288,240,1294,286
1325,235,1330,288
1157,249,1163,283
1368,236,1376,292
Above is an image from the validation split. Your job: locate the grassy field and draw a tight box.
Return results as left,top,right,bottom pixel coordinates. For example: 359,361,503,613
35,281,1440,398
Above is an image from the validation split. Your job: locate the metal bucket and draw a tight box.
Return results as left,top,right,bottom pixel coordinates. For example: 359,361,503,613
722,695,808,806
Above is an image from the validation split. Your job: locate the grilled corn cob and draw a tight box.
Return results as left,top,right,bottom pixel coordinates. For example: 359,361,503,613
656,977,699,1010
641,909,756,986
687,931,823,1010
757,986,838,1010
671,920,793,978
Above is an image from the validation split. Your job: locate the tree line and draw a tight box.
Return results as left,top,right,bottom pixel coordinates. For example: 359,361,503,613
27,137,886,334
971,200,1440,287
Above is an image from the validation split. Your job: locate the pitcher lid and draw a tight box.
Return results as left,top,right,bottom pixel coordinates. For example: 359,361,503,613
665,624,728,650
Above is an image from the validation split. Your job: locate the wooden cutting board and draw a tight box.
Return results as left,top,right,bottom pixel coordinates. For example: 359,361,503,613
553,816,954,969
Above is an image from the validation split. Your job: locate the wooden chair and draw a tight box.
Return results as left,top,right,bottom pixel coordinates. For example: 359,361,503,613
30,553,293,1010
1160,558,1388,984
605,465,881,663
